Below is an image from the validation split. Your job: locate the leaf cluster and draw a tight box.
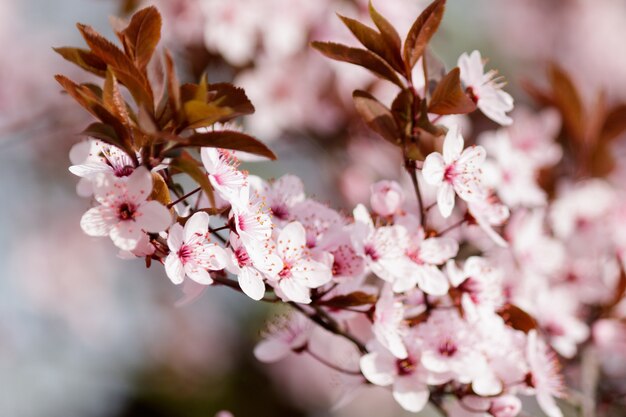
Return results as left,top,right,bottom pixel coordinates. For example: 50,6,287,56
54,6,275,204
312,0,477,161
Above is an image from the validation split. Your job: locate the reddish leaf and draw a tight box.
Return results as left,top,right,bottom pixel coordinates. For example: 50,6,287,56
391,88,414,134
164,49,181,122
207,83,255,119
369,1,402,59
77,23,154,111
312,41,404,87
321,291,377,308
549,63,584,143
53,47,107,77
79,122,123,148
353,90,400,145
183,101,234,129
601,104,626,143
103,68,130,125
120,6,162,70
176,130,277,160
428,67,476,115
497,304,537,333
337,14,403,73
403,0,446,70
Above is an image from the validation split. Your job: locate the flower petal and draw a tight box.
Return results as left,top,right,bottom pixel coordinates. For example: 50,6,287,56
164,254,185,285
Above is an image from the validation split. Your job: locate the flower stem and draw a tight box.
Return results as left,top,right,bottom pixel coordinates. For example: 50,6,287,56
305,348,362,376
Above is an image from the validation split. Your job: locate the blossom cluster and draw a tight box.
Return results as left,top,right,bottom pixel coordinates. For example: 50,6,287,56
58,1,626,416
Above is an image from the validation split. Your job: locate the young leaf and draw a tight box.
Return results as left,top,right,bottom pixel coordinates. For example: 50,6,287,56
337,14,403,73
497,304,537,333
120,6,162,70
391,88,414,134
207,83,255,119
77,23,154,111
53,47,107,77
164,49,181,122
103,69,130,125
149,172,172,207
600,104,626,143
428,67,476,115
79,122,123,148
175,131,277,160
353,90,400,145
549,63,584,143
183,101,234,130
403,0,446,70
368,1,403,72
312,41,404,87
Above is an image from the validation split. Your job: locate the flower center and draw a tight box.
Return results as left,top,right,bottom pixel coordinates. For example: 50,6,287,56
466,86,479,103
396,357,416,376
278,264,292,278
438,339,458,357
178,245,192,263
118,202,136,221
444,164,457,183
236,247,251,267
364,245,379,261
114,165,135,177
271,204,289,220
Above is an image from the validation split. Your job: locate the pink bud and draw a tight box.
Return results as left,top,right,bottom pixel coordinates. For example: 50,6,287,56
489,395,521,417
370,180,404,216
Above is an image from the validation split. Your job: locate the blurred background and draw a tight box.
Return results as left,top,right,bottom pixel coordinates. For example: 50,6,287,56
1,0,625,416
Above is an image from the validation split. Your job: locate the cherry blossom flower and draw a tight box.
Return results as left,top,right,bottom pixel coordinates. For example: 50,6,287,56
254,313,312,363
372,285,408,359
447,257,505,319
225,234,282,300
164,211,228,285
370,180,405,217
360,341,431,413
467,193,510,248
397,218,458,295
422,126,487,218
255,174,305,223
352,204,409,288
447,395,521,417
69,140,137,197
80,167,171,251
271,222,332,303
201,147,248,204
458,50,514,126
524,330,565,417
229,186,273,247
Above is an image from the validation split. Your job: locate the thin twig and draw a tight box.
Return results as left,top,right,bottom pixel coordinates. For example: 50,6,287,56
167,186,201,208
438,218,466,236
305,349,362,376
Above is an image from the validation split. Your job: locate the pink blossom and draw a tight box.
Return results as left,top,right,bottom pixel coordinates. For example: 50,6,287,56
80,167,171,251
370,180,405,217
422,126,487,218
359,342,430,413
225,234,282,300
164,212,228,285
271,222,332,304
458,50,514,126
201,147,248,204
467,193,510,248
372,285,408,359
254,313,312,363
525,330,565,417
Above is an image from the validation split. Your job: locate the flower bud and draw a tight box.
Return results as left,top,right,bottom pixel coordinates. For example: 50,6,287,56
489,395,521,417
370,180,404,216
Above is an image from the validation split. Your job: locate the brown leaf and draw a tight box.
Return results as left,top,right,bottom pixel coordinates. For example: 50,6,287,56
77,23,154,111
79,122,123,148
103,68,130,125
176,130,277,160
353,90,400,145
321,291,377,308
312,41,404,87
164,49,181,122
149,172,171,206
53,47,107,77
369,1,402,64
391,88,414,135
403,0,446,70
601,104,626,143
183,101,234,129
497,304,537,333
120,6,162,70
206,83,255,119
337,14,404,73
549,63,585,143
428,67,476,115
